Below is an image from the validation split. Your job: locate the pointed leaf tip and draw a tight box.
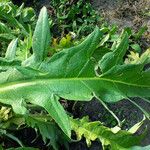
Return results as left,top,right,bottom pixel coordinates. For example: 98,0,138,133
24,6,51,67
5,38,18,60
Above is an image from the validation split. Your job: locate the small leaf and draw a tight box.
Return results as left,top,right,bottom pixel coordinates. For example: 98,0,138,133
110,34,119,42
32,7,50,61
130,44,141,53
134,26,148,39
25,115,68,150
124,27,132,36
128,116,145,133
99,34,110,46
0,129,23,147
24,7,51,66
99,32,129,73
5,38,18,60
125,49,150,64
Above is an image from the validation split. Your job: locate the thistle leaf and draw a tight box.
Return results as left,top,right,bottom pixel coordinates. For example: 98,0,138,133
5,38,18,60
24,7,51,66
70,117,145,150
0,7,149,138
99,32,129,73
25,115,68,150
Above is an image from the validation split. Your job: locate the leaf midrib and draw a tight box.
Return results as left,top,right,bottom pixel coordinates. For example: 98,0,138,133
0,77,149,93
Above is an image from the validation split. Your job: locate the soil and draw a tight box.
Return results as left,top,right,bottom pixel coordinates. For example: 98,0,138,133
69,140,102,150
91,0,150,30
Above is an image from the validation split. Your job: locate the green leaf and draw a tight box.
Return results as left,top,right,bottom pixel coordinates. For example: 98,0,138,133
5,38,18,60
25,115,68,150
134,26,148,40
39,26,102,77
70,117,144,150
0,21,11,33
110,34,119,42
130,44,141,53
21,7,35,22
0,8,28,36
0,129,23,147
0,33,15,40
130,145,150,150
0,7,149,138
128,116,146,133
99,34,110,46
0,58,21,71
125,49,150,64
0,63,149,136
99,32,129,73
30,94,71,137
93,47,110,63
24,7,51,66
32,7,50,59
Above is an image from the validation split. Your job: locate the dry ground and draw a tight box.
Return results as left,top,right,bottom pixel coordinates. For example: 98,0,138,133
91,0,150,47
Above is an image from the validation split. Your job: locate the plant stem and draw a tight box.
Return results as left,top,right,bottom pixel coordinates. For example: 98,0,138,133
94,94,121,127
128,98,150,120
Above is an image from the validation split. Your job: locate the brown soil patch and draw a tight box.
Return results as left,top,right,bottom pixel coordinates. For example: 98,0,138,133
91,0,150,47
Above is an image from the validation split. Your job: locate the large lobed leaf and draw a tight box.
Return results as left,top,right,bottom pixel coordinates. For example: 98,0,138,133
0,7,150,137
25,115,69,150
70,116,148,150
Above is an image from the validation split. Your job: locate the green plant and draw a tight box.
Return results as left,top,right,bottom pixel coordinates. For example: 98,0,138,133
71,116,150,150
50,0,101,37
0,108,69,150
0,6,150,149
0,1,35,56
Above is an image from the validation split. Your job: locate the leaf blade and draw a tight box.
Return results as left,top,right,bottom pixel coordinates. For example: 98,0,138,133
5,38,18,60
